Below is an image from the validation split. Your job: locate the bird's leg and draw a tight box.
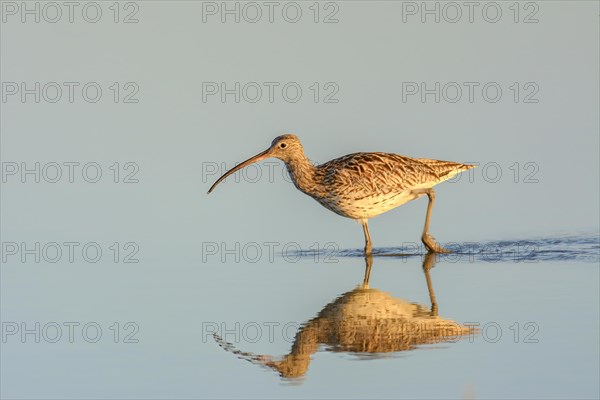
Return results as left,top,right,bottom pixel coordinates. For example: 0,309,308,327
422,252,438,316
362,253,373,288
421,189,451,253
361,219,373,256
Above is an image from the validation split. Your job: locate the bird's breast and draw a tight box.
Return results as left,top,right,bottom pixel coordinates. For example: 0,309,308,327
312,190,425,219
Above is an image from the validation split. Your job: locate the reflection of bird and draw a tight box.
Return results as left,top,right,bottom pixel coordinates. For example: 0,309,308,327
213,254,473,379
208,134,474,254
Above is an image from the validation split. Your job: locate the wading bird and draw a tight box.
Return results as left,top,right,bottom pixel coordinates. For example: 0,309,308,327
207,134,474,254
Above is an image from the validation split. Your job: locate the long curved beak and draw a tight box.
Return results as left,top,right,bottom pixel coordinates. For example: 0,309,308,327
207,148,272,194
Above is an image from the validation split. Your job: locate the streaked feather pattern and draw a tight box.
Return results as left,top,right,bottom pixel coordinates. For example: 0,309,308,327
282,147,474,220
208,134,472,253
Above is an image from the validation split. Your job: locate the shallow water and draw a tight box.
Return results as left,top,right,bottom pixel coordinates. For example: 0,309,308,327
296,232,600,263
1,2,598,397
2,233,598,399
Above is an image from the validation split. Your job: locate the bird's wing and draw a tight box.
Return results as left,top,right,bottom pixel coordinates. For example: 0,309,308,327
318,152,472,199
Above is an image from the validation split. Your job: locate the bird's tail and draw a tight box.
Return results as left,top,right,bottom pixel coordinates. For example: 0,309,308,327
417,159,476,182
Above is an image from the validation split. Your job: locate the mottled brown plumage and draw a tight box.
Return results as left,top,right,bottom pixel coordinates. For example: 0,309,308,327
213,254,473,378
208,134,475,254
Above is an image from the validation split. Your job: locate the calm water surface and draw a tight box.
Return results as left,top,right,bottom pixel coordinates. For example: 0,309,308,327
2,2,598,398
1,234,598,399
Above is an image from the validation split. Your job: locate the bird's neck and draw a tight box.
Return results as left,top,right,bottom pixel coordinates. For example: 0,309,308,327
285,155,318,195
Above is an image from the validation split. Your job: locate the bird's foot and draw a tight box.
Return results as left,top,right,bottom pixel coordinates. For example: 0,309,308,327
422,233,451,254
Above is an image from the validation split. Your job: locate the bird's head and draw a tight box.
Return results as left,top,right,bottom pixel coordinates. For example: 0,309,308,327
207,134,305,194
267,134,304,163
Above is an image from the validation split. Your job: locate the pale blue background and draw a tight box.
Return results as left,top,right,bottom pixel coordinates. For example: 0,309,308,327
1,1,599,399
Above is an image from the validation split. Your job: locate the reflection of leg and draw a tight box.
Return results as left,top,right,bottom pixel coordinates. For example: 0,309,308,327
361,219,372,256
362,254,373,288
421,189,450,253
423,252,438,316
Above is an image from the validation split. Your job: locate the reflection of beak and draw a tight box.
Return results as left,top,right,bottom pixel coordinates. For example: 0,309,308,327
207,148,271,194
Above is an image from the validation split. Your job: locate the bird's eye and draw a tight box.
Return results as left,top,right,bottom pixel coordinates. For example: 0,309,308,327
280,143,287,149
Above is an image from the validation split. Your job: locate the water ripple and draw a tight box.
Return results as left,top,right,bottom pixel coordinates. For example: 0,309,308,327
291,232,600,263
